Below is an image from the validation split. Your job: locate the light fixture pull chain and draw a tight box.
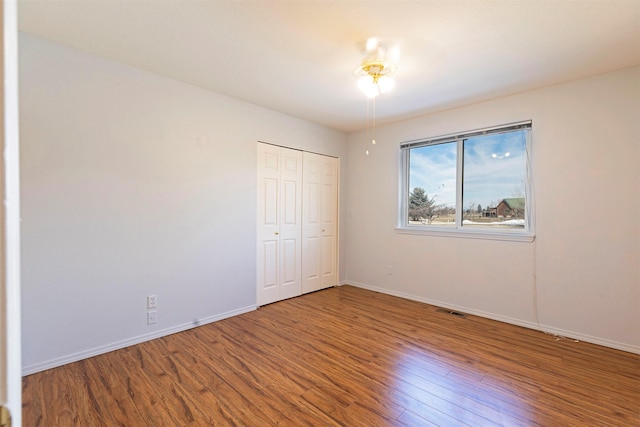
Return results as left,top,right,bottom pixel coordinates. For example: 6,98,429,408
365,95,377,156
367,97,371,144
365,98,370,155
372,96,376,146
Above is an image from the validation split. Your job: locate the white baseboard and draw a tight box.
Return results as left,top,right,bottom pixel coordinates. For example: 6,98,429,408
345,281,640,355
22,305,257,376
23,282,639,376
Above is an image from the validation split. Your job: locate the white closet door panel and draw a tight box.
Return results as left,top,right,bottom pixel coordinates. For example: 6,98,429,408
307,183,320,224
278,148,302,301
258,239,279,305
320,156,338,288
262,241,278,287
304,235,320,281
282,180,296,224
257,144,277,305
306,156,321,175
282,154,299,174
321,235,335,275
280,149,302,238
257,143,302,306
262,150,278,169
280,238,300,299
263,179,278,226
302,152,338,294
260,145,337,302
281,238,298,284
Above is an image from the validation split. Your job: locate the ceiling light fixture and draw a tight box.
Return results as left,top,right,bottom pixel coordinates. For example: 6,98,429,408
354,38,399,155
353,38,398,99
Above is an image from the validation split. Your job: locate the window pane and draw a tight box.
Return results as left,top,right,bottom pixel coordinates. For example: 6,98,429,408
408,142,457,226
462,130,527,229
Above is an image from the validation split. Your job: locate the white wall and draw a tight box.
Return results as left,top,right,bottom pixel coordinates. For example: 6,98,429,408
345,67,640,353
20,31,639,373
19,33,348,374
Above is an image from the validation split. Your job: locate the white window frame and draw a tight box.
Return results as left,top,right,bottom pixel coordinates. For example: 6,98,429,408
396,121,535,242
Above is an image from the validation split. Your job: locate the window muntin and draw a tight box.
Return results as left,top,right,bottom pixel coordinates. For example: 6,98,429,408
400,122,533,239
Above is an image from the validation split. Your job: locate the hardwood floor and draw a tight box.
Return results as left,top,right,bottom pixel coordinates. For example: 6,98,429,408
23,285,639,426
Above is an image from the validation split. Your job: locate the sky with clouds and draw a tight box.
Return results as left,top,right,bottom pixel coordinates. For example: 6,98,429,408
409,130,527,210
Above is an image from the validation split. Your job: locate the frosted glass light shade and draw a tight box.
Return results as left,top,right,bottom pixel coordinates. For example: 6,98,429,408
357,75,395,98
358,76,380,98
377,75,394,93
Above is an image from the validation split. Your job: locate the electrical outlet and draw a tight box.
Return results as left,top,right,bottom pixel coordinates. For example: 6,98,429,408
387,265,393,275
147,295,157,309
147,310,157,325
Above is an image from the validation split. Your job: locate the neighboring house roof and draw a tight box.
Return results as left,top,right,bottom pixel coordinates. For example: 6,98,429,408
501,198,525,209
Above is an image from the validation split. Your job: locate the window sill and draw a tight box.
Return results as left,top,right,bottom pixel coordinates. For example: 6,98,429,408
394,227,535,243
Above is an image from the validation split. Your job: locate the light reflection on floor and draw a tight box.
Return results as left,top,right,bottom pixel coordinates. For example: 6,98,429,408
385,343,533,426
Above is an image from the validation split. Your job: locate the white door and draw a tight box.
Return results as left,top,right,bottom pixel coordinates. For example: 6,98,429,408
257,143,303,306
0,1,22,425
302,152,338,294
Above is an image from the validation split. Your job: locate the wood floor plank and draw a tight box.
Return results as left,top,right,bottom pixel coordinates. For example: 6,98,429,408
243,310,407,421
83,356,144,427
102,348,176,427
396,409,440,427
21,368,46,427
157,329,289,425
23,285,640,426
70,359,120,426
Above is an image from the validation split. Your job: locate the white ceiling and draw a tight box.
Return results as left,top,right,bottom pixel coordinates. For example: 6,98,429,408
18,1,640,133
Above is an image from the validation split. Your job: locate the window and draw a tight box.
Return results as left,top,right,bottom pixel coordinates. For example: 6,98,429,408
398,122,533,241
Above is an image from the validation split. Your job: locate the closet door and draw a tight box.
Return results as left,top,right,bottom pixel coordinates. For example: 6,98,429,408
257,143,303,306
302,152,338,294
